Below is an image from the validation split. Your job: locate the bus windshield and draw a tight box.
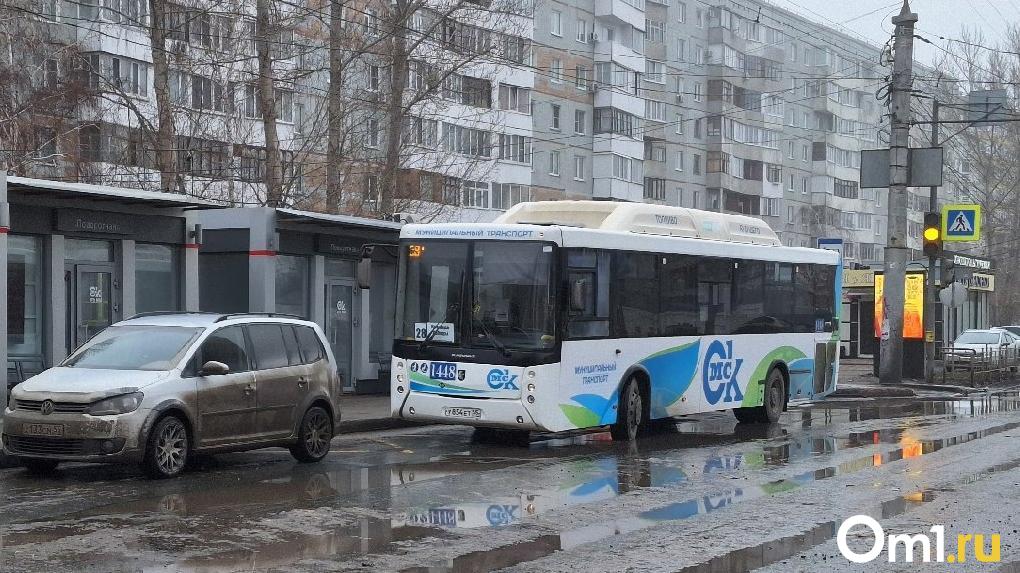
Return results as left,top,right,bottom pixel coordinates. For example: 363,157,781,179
398,240,556,351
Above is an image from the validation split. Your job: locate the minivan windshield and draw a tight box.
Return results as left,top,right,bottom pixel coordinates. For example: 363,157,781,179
955,331,1000,345
63,326,204,371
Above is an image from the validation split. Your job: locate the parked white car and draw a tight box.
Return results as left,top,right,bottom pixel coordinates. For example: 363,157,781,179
946,329,1018,371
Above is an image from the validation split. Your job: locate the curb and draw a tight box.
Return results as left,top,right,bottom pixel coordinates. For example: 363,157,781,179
899,382,987,395
827,385,917,398
338,417,432,434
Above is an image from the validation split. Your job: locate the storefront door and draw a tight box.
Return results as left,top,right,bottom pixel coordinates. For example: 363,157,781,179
325,281,355,392
67,264,114,352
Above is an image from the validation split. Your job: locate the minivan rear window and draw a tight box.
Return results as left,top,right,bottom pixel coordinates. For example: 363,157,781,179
248,324,290,370
296,326,325,363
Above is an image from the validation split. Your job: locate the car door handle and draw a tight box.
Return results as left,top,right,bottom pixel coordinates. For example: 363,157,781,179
297,377,308,387
244,384,255,395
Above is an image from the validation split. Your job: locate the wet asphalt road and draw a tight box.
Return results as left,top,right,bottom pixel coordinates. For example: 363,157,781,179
2,393,1020,572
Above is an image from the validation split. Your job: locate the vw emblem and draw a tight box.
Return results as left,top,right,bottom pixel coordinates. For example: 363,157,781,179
40,400,55,416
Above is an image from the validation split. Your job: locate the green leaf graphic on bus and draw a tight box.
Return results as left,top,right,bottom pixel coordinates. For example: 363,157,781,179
741,347,808,407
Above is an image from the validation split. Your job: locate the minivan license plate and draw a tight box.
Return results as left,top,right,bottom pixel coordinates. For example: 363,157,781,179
443,407,482,420
23,423,64,437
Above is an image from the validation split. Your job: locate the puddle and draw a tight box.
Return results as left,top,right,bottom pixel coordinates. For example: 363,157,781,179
404,419,1020,572
5,395,1020,573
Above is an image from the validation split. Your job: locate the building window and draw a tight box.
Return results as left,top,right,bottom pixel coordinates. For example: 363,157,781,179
499,134,532,164
574,155,585,181
612,154,634,182
276,255,309,318
136,243,179,314
645,60,665,83
551,10,562,36
461,180,489,208
692,154,702,175
648,144,666,162
678,2,686,22
576,18,587,43
675,150,684,171
8,235,45,363
367,118,380,148
645,100,667,122
551,59,564,83
762,197,779,216
549,150,560,176
369,65,381,91
492,183,532,210
575,65,590,90
644,177,666,200
574,110,586,134
498,83,531,114
365,175,380,203
551,104,561,130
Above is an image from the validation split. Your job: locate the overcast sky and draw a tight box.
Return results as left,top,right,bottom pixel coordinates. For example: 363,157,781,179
766,0,1015,65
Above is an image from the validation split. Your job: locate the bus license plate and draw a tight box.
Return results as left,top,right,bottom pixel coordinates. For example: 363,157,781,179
443,407,482,420
23,423,64,437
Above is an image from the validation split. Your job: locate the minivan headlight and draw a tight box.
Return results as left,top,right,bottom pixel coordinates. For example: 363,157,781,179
87,392,144,416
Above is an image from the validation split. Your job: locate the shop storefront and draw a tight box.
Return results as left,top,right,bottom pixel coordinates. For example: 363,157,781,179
943,253,995,341
840,269,877,359
1,174,214,407
196,208,401,394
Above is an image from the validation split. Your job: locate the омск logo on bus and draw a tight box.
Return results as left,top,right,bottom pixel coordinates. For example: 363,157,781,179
487,369,520,390
703,340,744,405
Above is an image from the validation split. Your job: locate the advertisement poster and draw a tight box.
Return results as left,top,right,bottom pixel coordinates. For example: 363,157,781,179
874,273,925,339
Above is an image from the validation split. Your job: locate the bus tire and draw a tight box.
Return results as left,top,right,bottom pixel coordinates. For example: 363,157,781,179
611,378,643,441
733,368,785,424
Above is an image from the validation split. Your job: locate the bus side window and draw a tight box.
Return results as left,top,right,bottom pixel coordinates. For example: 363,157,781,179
565,249,610,338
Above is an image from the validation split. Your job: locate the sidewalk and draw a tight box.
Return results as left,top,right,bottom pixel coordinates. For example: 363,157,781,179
829,358,1000,398
338,394,426,433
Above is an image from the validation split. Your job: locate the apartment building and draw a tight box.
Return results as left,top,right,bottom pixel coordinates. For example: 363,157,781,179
8,0,965,266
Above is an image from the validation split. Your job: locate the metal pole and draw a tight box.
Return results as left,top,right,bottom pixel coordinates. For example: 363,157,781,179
924,98,939,383
880,1,918,385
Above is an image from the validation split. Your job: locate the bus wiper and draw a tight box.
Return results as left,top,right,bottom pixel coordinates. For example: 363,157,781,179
474,316,511,358
418,304,457,352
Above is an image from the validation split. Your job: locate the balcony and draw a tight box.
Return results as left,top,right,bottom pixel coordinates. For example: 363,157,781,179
593,39,645,72
595,0,645,30
594,86,645,117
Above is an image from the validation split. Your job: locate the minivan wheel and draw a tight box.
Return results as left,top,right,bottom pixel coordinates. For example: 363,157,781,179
143,415,190,479
291,406,332,463
20,458,59,474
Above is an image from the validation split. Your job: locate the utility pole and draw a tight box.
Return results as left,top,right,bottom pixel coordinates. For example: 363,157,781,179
880,0,917,385
924,98,939,383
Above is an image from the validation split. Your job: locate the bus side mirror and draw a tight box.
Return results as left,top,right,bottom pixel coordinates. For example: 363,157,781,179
357,257,372,289
824,321,834,333
569,280,587,312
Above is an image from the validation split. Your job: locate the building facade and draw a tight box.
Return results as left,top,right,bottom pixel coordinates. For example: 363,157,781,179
6,0,969,260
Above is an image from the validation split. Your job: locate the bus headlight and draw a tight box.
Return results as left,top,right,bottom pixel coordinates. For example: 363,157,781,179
527,370,536,378
527,395,535,404
397,373,405,384
397,386,405,394
397,361,404,369
527,383,535,392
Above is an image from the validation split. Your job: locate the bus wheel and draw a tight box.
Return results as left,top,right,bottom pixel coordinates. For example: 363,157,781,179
734,369,785,424
611,379,643,441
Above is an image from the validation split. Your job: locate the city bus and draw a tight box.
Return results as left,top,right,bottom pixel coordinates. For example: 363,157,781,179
390,201,841,441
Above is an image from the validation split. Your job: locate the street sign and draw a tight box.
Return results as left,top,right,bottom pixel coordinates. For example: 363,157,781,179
942,204,981,242
860,147,944,188
939,282,968,308
817,238,843,261
967,89,1011,126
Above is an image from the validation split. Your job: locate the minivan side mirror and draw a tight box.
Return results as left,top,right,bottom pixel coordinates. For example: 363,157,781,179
200,360,230,376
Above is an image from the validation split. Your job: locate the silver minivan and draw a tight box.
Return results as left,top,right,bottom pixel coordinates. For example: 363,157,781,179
2,313,342,478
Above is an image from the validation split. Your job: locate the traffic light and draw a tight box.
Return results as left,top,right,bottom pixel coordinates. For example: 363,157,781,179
922,212,942,258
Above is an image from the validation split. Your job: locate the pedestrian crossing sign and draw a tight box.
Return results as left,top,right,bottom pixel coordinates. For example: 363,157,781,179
942,204,981,241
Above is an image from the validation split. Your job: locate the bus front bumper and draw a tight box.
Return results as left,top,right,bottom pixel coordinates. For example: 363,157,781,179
395,392,543,431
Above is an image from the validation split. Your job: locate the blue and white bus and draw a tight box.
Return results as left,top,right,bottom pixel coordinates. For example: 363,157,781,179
391,201,841,440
